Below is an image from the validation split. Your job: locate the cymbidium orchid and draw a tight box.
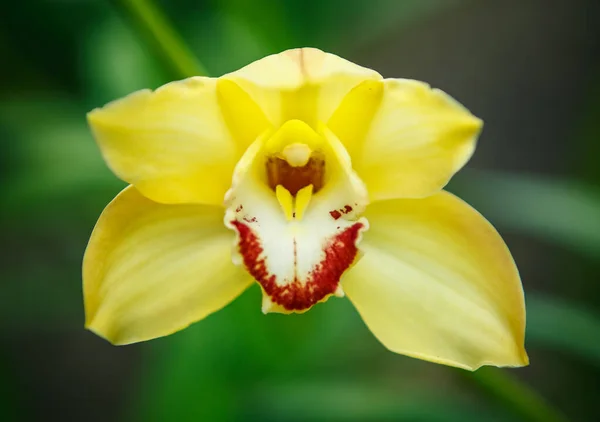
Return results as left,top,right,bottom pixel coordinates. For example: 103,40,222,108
84,48,528,370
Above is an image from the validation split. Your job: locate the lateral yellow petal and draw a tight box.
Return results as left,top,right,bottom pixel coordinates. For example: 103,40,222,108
87,77,239,205
83,186,251,345
343,191,527,370
222,48,382,128
332,79,482,200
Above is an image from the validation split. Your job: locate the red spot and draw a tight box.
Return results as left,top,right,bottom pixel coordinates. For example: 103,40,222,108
343,205,353,214
236,205,243,212
243,216,257,223
231,221,364,311
329,210,341,220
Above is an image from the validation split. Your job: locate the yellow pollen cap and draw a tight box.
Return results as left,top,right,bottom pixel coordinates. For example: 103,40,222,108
281,143,312,167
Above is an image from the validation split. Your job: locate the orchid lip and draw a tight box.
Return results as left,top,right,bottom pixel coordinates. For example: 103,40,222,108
224,120,369,313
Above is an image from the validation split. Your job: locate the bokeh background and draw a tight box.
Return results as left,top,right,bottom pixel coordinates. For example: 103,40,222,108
2,0,600,421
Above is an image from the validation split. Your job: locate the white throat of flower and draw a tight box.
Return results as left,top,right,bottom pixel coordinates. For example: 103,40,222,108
224,119,369,314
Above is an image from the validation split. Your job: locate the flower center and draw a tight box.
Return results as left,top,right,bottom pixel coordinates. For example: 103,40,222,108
224,119,369,314
266,148,325,196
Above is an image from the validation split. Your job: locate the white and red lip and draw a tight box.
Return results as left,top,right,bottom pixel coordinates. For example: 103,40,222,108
225,120,369,313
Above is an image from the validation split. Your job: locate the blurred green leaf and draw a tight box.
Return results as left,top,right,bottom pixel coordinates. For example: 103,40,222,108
527,295,600,367
110,0,208,78
0,97,123,215
466,368,568,422
216,0,293,52
454,169,600,259
131,287,359,421
184,11,272,76
82,16,166,104
130,288,263,422
243,380,508,422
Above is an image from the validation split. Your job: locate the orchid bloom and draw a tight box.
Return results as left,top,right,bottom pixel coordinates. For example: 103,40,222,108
84,48,528,370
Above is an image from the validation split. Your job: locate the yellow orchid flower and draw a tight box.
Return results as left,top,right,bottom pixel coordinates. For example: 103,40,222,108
84,48,528,371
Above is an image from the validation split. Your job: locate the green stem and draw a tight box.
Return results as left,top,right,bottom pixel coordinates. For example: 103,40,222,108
111,0,208,79
462,368,569,422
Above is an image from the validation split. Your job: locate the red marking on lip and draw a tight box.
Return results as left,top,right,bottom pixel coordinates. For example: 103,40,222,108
230,220,364,311
330,205,353,220
329,210,342,220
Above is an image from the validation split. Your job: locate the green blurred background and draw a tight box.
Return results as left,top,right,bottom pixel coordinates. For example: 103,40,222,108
2,0,600,421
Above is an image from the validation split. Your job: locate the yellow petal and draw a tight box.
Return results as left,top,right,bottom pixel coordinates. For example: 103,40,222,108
329,79,482,200
88,77,243,205
342,191,527,370
222,48,382,128
83,186,251,345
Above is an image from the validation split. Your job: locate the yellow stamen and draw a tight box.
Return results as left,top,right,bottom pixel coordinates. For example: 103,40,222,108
295,184,313,221
275,185,294,221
